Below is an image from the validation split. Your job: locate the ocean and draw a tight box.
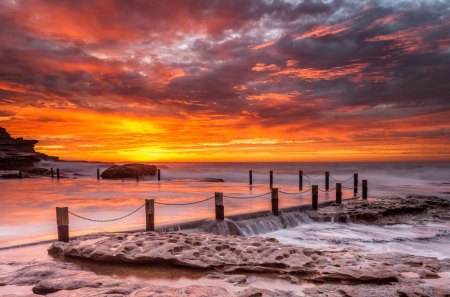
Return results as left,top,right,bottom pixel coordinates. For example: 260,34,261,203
0,161,449,255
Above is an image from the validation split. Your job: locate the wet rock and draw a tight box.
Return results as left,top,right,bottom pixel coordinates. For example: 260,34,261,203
235,287,302,297
225,274,247,284
278,274,299,284
100,163,157,179
309,196,450,224
0,261,229,297
23,167,49,176
199,219,245,235
304,282,450,297
48,231,449,285
1,173,26,179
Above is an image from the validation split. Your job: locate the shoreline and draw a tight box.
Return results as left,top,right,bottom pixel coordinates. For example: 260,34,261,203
1,195,449,296
1,160,449,296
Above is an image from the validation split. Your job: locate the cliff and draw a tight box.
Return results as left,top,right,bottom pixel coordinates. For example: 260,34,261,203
0,127,58,170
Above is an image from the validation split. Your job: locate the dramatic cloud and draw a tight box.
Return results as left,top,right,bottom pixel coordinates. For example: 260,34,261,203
0,0,449,161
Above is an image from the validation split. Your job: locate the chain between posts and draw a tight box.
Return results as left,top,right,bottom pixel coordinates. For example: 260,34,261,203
223,192,271,199
279,188,312,195
330,175,354,183
154,196,215,205
68,203,145,222
318,186,337,192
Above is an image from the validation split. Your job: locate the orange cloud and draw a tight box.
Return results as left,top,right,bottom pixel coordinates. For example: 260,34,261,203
249,40,276,50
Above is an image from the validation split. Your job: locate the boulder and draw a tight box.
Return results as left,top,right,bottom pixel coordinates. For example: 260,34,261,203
100,163,157,179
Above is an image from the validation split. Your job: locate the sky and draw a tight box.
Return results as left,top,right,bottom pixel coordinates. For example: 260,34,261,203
0,0,449,162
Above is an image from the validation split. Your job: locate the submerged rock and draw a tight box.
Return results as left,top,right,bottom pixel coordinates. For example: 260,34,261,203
100,163,157,179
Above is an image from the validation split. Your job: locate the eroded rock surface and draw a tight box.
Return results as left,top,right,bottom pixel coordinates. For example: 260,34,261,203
308,195,450,224
0,261,300,297
48,231,450,286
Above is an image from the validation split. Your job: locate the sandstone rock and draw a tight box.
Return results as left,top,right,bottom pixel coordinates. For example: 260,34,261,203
100,163,157,179
308,195,450,224
48,231,449,285
0,127,58,170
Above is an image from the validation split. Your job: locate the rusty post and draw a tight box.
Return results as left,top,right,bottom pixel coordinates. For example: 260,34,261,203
325,171,330,191
336,183,342,204
269,170,273,188
362,180,368,200
56,207,69,242
56,168,60,179
312,185,318,210
299,170,303,190
145,198,155,231
271,187,279,216
97,168,100,180
353,173,358,197
157,169,161,181
51,167,54,179
215,192,224,220
249,170,253,185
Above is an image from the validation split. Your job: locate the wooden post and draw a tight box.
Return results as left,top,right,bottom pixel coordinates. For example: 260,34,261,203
336,183,342,204
56,207,69,242
312,185,318,210
19,170,22,178
157,169,161,181
271,187,279,216
97,168,100,180
215,192,224,220
299,170,303,190
51,168,54,179
56,168,60,179
325,171,330,191
145,198,155,231
269,170,273,188
249,170,253,185
353,173,358,197
362,180,368,200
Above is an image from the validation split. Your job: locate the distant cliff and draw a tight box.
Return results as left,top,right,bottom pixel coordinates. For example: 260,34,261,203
0,127,58,170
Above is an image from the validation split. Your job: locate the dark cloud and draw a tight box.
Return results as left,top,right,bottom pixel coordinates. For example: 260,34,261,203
0,0,449,132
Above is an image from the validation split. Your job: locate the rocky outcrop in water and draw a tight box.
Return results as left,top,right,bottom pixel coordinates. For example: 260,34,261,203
308,195,450,224
0,127,58,170
100,163,157,179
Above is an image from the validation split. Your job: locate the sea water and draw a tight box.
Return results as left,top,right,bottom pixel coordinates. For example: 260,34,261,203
0,161,449,249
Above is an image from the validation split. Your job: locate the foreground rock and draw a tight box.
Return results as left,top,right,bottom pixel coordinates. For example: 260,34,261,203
48,231,450,287
0,127,58,170
100,163,157,179
0,261,302,296
308,195,450,224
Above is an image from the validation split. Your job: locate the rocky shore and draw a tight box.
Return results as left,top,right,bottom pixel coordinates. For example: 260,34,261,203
1,195,449,296
0,127,58,171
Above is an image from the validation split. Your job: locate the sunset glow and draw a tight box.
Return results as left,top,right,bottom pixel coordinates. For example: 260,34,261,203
1,0,449,162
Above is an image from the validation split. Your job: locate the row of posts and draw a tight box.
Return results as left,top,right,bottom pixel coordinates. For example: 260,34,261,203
50,169,356,192
50,168,161,181
251,170,360,195
56,180,368,242
50,168,60,179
